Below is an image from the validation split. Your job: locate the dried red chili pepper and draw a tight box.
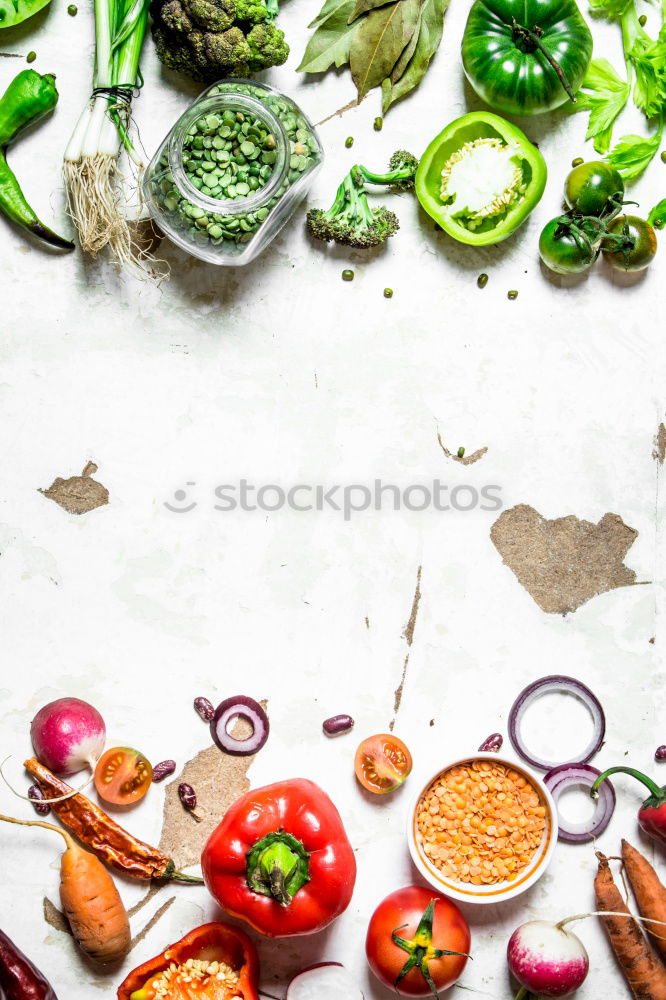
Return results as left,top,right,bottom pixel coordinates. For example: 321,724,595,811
0,929,59,1000
117,922,259,1000
24,758,202,884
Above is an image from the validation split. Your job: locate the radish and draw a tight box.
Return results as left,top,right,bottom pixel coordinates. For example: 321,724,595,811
507,920,589,998
287,963,364,1000
1,698,106,804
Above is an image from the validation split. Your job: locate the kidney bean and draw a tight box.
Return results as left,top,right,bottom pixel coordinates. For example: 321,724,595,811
28,785,50,815
152,760,177,782
178,783,197,811
478,733,503,753
656,746,666,761
194,697,215,721
323,714,354,737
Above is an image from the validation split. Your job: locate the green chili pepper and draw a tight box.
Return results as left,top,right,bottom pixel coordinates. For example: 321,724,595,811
415,111,547,246
0,70,73,250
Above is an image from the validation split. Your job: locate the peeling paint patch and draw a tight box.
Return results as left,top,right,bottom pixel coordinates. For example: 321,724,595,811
437,432,488,465
491,504,640,614
39,461,109,515
390,566,422,730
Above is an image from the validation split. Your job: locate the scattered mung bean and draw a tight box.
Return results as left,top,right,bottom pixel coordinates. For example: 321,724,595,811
477,273,488,288
342,269,354,281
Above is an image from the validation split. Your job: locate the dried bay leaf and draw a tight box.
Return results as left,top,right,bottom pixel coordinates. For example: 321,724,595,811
390,0,422,81
350,0,421,100
382,0,448,110
308,0,353,30
349,0,399,23
298,0,357,72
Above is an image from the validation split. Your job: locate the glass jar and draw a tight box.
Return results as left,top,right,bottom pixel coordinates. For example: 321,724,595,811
143,80,324,266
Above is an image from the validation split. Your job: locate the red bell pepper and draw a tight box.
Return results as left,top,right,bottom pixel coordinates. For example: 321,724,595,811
116,923,259,1000
592,766,666,846
202,778,356,938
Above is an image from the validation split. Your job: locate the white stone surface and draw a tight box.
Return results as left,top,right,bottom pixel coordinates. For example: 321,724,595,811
0,0,665,995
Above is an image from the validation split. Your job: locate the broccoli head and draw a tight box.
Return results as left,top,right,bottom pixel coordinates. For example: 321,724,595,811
306,172,400,249
150,0,288,82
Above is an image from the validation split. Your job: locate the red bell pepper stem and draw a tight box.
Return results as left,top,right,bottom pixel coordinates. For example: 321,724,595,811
592,766,665,802
245,830,310,906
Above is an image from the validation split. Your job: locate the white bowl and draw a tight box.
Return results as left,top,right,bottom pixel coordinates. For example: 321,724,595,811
406,753,557,905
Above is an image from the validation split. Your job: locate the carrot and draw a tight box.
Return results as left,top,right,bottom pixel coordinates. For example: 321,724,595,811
595,852,666,1000
623,840,666,963
0,813,130,965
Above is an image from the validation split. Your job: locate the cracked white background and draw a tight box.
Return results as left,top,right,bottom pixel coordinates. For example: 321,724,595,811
0,0,665,993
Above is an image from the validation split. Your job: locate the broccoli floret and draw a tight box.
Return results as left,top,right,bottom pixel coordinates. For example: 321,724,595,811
306,151,418,249
306,172,400,249
150,0,288,81
246,21,289,71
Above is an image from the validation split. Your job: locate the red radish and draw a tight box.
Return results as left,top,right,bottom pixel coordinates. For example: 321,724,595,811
507,920,589,998
1,698,107,806
287,963,364,1000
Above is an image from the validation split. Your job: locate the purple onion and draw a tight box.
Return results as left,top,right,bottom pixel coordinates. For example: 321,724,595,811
28,785,50,816
478,733,503,753
509,675,605,771
656,746,666,761
210,696,269,756
323,715,354,737
194,697,215,722
178,782,197,811
152,760,176,782
544,762,615,843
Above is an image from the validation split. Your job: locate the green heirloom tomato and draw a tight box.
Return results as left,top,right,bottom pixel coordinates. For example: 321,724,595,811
462,0,593,116
415,112,547,246
564,161,624,216
602,215,658,272
539,216,598,274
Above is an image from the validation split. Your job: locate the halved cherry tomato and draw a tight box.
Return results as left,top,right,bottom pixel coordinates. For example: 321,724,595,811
94,747,153,805
354,734,412,794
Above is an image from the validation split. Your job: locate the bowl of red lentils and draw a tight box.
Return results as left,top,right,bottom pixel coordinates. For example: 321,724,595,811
407,753,557,904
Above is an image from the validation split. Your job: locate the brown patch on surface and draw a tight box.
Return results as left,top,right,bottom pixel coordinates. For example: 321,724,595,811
653,423,666,464
316,95,363,126
364,616,370,629
127,883,162,918
402,565,422,646
159,714,265,870
390,566,422,730
130,896,175,950
437,432,488,466
43,897,71,935
491,504,639,614
39,461,109,515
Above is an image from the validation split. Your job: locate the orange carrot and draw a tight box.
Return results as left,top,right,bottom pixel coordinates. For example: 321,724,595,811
595,853,666,1000
0,813,130,965
623,840,666,964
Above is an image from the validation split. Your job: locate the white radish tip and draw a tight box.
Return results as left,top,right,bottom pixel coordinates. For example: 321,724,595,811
287,964,364,1000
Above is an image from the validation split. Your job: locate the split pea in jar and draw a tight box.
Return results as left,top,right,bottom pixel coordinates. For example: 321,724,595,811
143,80,323,266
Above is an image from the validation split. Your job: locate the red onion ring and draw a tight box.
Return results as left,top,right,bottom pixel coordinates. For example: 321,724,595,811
211,696,269,756
544,763,615,843
508,675,605,771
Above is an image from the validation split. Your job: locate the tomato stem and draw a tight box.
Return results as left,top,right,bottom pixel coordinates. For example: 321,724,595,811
508,18,577,102
392,900,471,999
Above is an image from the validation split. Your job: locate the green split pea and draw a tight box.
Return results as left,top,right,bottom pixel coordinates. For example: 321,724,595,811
182,109,279,202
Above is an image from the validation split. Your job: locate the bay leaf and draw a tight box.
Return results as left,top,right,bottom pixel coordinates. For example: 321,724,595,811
382,0,448,110
298,0,357,72
348,0,398,24
308,0,353,31
390,0,422,82
350,0,421,99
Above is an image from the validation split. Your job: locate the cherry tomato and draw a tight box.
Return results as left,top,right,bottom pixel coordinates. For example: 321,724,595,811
602,215,658,272
94,747,153,805
539,217,598,275
564,161,624,216
354,734,412,794
366,885,471,996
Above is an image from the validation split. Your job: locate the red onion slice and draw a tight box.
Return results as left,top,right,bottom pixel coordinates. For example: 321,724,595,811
508,675,605,771
544,763,615,843
211,696,269,756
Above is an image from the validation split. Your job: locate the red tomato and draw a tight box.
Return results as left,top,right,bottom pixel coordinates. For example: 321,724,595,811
94,747,153,805
366,885,471,996
354,734,412,794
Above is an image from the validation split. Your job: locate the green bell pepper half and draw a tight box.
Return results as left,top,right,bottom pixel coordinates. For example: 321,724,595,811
415,112,547,247
461,0,592,116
